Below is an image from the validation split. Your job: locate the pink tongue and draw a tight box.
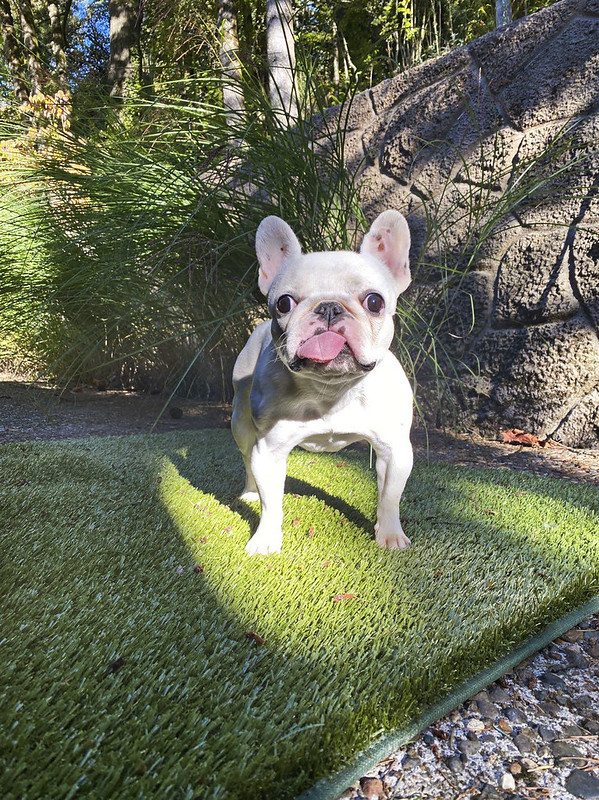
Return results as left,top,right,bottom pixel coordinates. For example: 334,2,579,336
296,331,347,363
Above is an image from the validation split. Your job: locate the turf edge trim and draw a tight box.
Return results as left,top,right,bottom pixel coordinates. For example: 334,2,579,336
298,594,599,800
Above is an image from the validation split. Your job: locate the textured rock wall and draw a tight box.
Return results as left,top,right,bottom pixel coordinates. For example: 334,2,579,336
339,0,599,447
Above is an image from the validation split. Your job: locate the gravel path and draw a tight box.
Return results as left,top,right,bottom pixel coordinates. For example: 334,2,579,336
1,373,598,800
342,620,599,800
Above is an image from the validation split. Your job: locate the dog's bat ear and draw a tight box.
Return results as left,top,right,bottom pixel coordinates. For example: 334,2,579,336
255,216,302,295
360,210,411,295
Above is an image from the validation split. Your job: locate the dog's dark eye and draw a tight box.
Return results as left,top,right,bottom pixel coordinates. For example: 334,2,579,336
276,295,295,314
364,293,385,314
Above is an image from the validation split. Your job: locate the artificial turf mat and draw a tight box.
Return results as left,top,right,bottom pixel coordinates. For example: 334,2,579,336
1,429,598,800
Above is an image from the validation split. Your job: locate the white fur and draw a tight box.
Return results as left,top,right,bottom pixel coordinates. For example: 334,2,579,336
232,210,413,555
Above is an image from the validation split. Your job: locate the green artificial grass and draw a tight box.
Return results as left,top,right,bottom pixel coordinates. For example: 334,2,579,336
1,429,598,800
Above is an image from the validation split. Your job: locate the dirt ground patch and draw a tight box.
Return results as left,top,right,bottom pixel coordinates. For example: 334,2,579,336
1,372,597,485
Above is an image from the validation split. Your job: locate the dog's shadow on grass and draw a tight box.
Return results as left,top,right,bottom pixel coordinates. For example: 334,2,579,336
285,476,373,532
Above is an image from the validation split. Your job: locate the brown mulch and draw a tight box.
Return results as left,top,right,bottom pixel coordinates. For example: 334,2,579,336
1,373,598,485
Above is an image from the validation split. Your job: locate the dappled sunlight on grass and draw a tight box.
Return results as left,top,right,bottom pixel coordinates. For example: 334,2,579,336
158,432,599,678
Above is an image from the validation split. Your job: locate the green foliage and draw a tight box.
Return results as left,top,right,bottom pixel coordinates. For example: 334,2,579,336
0,70,364,393
0,0,558,110
1,429,598,798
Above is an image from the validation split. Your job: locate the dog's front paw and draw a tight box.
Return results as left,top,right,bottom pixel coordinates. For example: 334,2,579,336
240,490,260,503
245,531,283,556
375,529,411,550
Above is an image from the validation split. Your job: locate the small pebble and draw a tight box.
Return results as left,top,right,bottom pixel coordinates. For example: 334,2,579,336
478,785,501,799
467,718,485,733
509,762,522,775
498,717,512,733
513,732,535,754
477,699,499,719
488,686,510,704
501,771,516,792
540,671,567,689
537,724,556,742
550,741,585,765
505,707,527,724
565,769,599,800
561,629,584,643
575,694,594,710
567,652,588,668
564,724,587,737
538,701,561,718
446,756,463,773
458,738,482,757
584,720,599,734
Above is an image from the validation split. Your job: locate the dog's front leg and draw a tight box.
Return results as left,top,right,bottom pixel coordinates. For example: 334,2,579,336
244,437,289,556
373,440,413,550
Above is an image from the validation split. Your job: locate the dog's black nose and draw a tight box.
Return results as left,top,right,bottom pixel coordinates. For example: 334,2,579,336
314,301,344,325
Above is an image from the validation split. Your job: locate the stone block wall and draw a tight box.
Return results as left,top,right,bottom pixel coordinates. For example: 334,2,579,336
336,0,599,447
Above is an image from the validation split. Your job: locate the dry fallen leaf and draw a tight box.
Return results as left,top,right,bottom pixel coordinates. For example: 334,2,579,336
498,717,513,733
502,428,540,447
359,776,387,799
333,593,356,602
245,631,265,645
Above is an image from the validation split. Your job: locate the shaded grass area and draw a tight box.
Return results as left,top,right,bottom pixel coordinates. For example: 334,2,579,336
1,429,598,799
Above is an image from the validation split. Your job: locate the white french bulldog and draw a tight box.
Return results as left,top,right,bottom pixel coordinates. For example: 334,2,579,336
231,209,414,556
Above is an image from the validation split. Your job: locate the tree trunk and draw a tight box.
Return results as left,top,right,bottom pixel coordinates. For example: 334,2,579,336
265,0,297,120
340,31,356,78
48,2,68,91
0,0,28,102
331,17,339,95
216,0,245,125
107,0,139,99
19,0,43,94
496,0,512,28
